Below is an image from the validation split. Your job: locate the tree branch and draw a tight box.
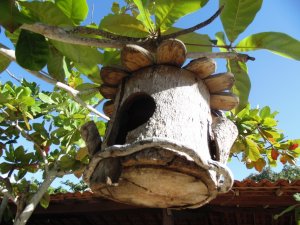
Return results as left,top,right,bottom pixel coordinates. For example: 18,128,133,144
187,52,255,62
21,23,128,49
0,47,109,121
160,5,224,40
70,26,148,42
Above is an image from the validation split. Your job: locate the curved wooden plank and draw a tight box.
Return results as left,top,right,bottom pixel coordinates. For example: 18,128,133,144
184,57,216,79
156,39,186,67
204,72,235,93
210,92,239,111
121,44,154,72
100,66,128,86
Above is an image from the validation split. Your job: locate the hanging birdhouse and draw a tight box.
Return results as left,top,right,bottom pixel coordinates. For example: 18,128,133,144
81,39,238,209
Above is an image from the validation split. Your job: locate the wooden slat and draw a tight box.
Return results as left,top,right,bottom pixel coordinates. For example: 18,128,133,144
210,92,239,111
100,66,128,86
103,100,115,118
184,57,216,79
121,44,154,72
99,84,118,99
204,72,235,93
156,39,186,67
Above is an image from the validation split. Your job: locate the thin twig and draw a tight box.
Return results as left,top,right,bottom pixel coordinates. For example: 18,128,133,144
160,5,224,40
187,52,255,62
6,69,22,83
11,122,49,174
0,47,109,121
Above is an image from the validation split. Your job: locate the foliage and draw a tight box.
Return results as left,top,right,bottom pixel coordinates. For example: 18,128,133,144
247,165,300,182
0,0,300,224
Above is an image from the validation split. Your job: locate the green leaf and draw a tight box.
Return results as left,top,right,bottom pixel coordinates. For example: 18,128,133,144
39,93,55,104
55,0,88,25
155,0,208,31
219,0,263,42
40,192,50,209
215,31,227,52
51,41,102,80
262,118,277,127
0,53,11,73
16,30,49,71
259,106,271,119
236,32,300,61
227,60,250,113
99,14,149,38
47,47,69,82
245,137,261,161
133,0,154,31
75,147,88,161
163,27,212,52
20,1,73,26
76,83,100,101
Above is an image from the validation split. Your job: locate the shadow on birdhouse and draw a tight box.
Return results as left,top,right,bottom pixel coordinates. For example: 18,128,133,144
81,39,238,209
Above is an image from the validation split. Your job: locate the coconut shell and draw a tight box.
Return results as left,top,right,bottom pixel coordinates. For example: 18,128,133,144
204,72,235,94
99,84,118,100
156,39,187,67
184,58,216,79
210,92,239,111
100,67,128,86
121,44,154,72
103,100,115,118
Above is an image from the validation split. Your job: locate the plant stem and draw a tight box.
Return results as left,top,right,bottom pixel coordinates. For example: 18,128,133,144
187,52,255,62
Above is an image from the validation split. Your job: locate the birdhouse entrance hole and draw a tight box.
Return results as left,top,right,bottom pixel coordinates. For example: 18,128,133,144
109,93,156,145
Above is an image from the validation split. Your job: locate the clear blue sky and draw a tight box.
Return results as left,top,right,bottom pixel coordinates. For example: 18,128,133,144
1,0,300,181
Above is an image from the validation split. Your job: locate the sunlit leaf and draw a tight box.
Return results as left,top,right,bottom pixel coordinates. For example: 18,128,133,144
236,32,300,60
16,30,49,71
40,192,50,209
259,106,271,119
99,14,149,37
55,0,88,25
163,27,211,52
254,158,266,172
155,0,208,31
47,47,69,82
219,0,263,42
245,137,261,161
20,1,72,25
227,60,250,113
75,147,88,161
133,0,154,31
215,31,227,52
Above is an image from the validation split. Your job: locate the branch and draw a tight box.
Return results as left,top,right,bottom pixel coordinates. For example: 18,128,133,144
70,26,147,42
161,5,224,40
13,170,57,225
21,23,129,49
0,47,109,121
187,52,255,62
11,122,49,174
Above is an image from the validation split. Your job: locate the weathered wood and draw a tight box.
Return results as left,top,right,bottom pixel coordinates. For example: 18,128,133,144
121,44,154,72
162,209,174,225
99,84,118,99
184,57,216,79
80,121,102,157
204,72,235,93
100,66,129,86
156,39,186,67
103,100,114,118
90,158,122,186
210,92,239,111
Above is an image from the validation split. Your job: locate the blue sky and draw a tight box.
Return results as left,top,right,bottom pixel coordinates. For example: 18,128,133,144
1,0,300,181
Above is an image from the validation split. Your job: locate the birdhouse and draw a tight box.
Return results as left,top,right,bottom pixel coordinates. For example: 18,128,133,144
82,39,238,209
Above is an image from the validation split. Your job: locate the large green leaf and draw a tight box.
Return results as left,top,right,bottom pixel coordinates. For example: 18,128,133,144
0,44,11,73
16,30,49,71
163,27,212,52
20,1,73,25
236,32,300,60
51,41,102,81
47,47,70,82
219,0,263,42
215,31,227,52
132,0,154,31
55,0,88,25
245,137,261,161
155,0,208,32
227,60,250,113
99,14,149,38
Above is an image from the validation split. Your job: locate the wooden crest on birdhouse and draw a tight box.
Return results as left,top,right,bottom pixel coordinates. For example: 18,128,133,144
81,39,238,209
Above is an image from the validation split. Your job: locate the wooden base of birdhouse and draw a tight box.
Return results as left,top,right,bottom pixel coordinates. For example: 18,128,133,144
88,147,230,209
